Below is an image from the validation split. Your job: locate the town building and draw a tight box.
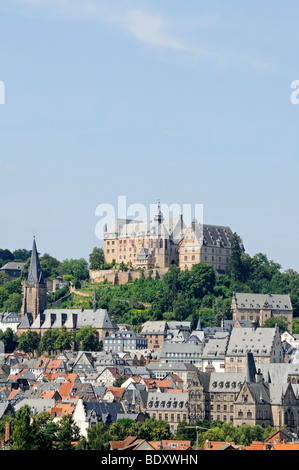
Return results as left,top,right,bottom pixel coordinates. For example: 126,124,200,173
188,352,299,433
179,223,243,275
0,312,21,333
103,330,147,354
224,323,285,373
231,292,293,332
146,390,189,432
0,262,25,280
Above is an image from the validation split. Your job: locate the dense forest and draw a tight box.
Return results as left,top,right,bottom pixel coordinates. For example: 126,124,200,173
1,234,299,333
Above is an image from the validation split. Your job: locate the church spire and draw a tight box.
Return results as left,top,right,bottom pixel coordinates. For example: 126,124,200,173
27,237,45,286
245,351,257,383
154,199,163,224
93,288,98,312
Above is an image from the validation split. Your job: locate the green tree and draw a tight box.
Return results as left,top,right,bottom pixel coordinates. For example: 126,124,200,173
18,330,40,354
229,233,244,281
3,292,23,312
55,415,80,450
173,293,188,321
11,405,36,450
31,411,57,450
54,326,74,351
59,258,89,283
75,326,100,351
85,422,109,450
0,328,19,353
12,248,31,262
40,253,61,280
89,247,105,270
189,264,216,299
0,249,14,263
262,316,289,333
40,329,60,355
0,272,10,286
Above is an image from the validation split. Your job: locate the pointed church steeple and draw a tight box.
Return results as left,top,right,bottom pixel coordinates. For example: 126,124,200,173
196,317,202,331
20,237,47,322
154,199,163,224
27,237,45,286
245,351,257,383
93,288,98,312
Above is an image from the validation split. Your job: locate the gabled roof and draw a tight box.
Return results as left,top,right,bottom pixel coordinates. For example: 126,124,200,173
226,326,280,357
233,292,293,311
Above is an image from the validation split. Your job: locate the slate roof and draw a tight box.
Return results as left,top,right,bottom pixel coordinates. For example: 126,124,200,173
202,225,237,248
202,338,228,359
28,309,118,331
226,326,279,357
0,262,25,271
81,399,126,423
27,238,45,286
233,293,293,311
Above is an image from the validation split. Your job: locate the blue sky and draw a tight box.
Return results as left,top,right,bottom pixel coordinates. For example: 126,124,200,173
0,0,299,270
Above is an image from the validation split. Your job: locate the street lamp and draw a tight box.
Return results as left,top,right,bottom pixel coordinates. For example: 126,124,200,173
184,426,209,451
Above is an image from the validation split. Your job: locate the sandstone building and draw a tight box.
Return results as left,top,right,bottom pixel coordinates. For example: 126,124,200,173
103,204,244,275
231,292,293,332
188,352,299,433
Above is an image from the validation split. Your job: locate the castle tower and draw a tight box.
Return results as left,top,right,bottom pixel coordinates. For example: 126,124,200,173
21,237,47,322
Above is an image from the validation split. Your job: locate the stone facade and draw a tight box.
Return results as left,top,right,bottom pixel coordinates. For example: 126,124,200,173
21,238,47,323
146,391,189,432
89,267,168,285
231,292,293,333
224,324,284,373
179,223,242,274
188,353,299,433
103,206,242,275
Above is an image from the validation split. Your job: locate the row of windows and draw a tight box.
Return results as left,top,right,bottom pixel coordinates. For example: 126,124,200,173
150,413,187,422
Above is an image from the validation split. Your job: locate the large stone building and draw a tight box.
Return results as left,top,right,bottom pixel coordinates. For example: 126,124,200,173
188,352,299,433
231,292,293,332
224,323,285,373
179,223,241,274
103,204,243,275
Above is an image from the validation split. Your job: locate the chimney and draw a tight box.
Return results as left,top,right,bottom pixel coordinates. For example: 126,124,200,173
5,421,11,442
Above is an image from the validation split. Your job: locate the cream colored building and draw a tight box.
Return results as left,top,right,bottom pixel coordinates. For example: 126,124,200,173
231,292,293,332
104,204,184,269
179,222,240,274
104,205,242,275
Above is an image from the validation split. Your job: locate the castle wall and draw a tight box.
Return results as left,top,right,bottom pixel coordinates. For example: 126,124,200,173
89,268,169,285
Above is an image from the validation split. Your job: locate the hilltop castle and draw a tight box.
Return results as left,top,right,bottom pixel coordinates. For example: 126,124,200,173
104,203,243,275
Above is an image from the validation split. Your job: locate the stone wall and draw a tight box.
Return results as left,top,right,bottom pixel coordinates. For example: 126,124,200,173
89,267,169,285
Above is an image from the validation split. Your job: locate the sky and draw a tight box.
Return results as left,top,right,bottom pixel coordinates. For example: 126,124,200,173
1,0,299,271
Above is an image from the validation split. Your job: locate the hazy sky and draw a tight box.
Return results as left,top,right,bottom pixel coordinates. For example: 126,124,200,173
1,0,299,270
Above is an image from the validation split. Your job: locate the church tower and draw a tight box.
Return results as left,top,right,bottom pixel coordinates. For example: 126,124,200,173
21,237,47,322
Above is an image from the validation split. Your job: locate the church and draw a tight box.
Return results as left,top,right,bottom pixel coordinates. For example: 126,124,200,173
18,238,119,342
